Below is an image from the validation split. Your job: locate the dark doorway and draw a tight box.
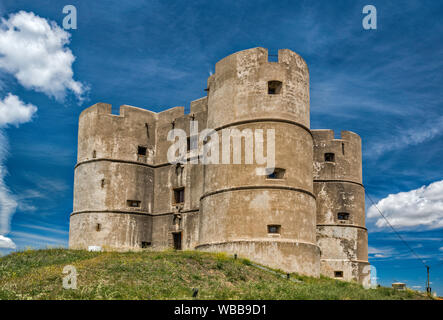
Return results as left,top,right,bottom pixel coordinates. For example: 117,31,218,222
173,232,182,250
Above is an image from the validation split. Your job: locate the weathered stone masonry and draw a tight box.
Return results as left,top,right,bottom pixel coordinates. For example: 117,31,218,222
69,47,369,282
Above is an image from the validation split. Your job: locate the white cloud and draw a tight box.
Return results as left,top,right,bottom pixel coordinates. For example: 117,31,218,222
0,93,36,236
365,116,443,159
10,231,67,245
368,180,443,229
0,10,84,245
0,93,37,127
368,246,396,258
17,224,68,235
0,130,17,235
0,235,16,249
0,11,86,101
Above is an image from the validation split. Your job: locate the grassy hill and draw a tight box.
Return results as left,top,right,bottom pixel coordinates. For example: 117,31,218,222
0,249,431,300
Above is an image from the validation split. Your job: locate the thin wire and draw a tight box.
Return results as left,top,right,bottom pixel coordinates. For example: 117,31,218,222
365,191,428,267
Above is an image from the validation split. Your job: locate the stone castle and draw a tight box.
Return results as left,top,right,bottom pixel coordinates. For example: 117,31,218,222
69,48,369,283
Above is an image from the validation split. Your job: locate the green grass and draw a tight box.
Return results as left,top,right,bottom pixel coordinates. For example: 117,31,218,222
0,249,431,300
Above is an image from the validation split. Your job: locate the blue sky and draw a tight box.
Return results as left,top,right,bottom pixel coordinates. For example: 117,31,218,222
0,0,442,294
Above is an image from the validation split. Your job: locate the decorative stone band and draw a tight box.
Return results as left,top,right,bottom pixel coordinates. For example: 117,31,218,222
70,208,200,217
199,185,316,201
212,117,313,137
321,258,370,264
195,238,319,249
316,224,368,231
74,117,313,170
314,179,365,188
75,158,168,170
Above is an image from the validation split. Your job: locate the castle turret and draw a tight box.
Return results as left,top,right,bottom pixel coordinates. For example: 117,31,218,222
312,130,369,282
69,103,156,249
197,48,320,277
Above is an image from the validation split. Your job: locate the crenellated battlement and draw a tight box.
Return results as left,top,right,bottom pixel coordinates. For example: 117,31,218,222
312,130,362,184
210,47,308,83
77,99,208,165
79,102,186,122
82,99,205,124
207,47,310,129
311,129,361,144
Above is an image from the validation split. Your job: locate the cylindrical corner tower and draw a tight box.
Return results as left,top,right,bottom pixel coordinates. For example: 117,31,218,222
69,103,156,250
196,48,320,277
312,129,369,283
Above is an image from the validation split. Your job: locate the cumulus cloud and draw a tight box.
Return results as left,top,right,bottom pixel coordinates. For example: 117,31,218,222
368,180,443,229
0,11,86,101
0,235,15,249
0,93,37,127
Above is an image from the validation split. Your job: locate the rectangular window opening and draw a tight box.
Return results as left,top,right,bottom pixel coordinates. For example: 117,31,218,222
267,168,286,179
127,200,141,207
96,223,101,232
337,212,350,221
138,146,147,156
267,225,281,234
173,188,185,204
324,153,335,162
334,271,344,278
141,241,151,248
268,80,282,94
